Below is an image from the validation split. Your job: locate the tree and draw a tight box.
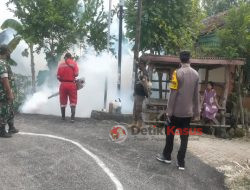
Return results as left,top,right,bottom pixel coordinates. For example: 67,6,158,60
1,19,36,92
77,0,112,53
202,0,249,16
7,0,78,71
216,2,250,131
216,2,250,81
125,0,204,55
7,0,109,71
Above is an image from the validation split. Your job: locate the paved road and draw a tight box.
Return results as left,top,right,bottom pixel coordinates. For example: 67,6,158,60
0,114,227,190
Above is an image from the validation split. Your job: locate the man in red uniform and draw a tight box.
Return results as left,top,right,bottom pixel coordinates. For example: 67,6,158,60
57,53,79,122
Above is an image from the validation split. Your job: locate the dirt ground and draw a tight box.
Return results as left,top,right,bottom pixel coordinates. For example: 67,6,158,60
2,114,250,189
1,114,228,190
186,135,250,190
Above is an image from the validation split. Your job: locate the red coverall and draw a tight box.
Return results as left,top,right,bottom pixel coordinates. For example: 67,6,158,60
57,58,79,107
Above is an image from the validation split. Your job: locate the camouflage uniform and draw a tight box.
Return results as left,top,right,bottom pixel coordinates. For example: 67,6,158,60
0,59,15,128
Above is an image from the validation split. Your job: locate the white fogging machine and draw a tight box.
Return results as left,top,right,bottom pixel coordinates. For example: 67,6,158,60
48,77,85,99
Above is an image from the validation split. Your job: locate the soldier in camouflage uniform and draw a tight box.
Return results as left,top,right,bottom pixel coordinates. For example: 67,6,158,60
6,58,19,131
0,45,18,138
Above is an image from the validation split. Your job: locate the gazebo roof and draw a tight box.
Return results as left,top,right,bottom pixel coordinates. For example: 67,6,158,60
140,54,245,69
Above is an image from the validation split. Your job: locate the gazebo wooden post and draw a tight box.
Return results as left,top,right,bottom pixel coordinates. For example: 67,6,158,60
221,65,230,126
148,64,153,81
147,64,153,98
158,72,163,99
237,66,245,126
165,69,171,99
205,68,209,83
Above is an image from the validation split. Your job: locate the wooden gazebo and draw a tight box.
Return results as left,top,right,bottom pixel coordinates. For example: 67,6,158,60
138,54,245,129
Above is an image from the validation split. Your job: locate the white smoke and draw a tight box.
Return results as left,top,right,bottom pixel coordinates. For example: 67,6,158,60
2,0,135,117
21,47,134,117
21,88,51,113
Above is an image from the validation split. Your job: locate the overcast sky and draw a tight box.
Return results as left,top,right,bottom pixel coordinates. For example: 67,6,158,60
0,0,14,24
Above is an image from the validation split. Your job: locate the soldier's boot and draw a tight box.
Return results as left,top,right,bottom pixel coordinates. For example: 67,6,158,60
61,107,66,120
128,121,137,128
70,106,76,123
0,125,12,138
8,121,19,134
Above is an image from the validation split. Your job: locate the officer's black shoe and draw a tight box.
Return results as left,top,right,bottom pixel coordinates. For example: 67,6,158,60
176,161,185,171
0,129,12,138
8,127,19,134
156,154,171,164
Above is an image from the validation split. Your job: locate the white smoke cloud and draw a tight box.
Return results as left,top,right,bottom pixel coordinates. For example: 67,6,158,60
2,0,135,117
21,88,52,113
21,47,134,117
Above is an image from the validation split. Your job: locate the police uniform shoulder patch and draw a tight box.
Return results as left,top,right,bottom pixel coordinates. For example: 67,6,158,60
170,70,178,90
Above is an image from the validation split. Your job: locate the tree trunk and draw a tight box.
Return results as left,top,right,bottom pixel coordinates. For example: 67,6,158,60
30,44,36,93
132,0,143,90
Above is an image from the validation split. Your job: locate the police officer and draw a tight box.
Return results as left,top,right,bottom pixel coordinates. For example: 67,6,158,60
156,51,200,170
0,45,19,138
57,53,79,122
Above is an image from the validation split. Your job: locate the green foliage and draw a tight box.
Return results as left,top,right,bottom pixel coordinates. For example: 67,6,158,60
216,3,250,58
202,0,249,16
1,18,37,92
7,0,79,69
7,36,22,52
217,2,250,82
8,58,18,66
125,0,204,55
199,2,250,85
78,0,113,53
1,19,29,55
1,19,23,33
13,74,32,112
7,0,110,70
1,19,24,52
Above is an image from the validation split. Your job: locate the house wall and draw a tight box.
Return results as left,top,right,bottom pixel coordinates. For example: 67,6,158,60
198,67,225,82
198,67,234,105
199,66,250,110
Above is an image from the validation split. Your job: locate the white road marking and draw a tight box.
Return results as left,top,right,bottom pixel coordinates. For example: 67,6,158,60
19,132,123,190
